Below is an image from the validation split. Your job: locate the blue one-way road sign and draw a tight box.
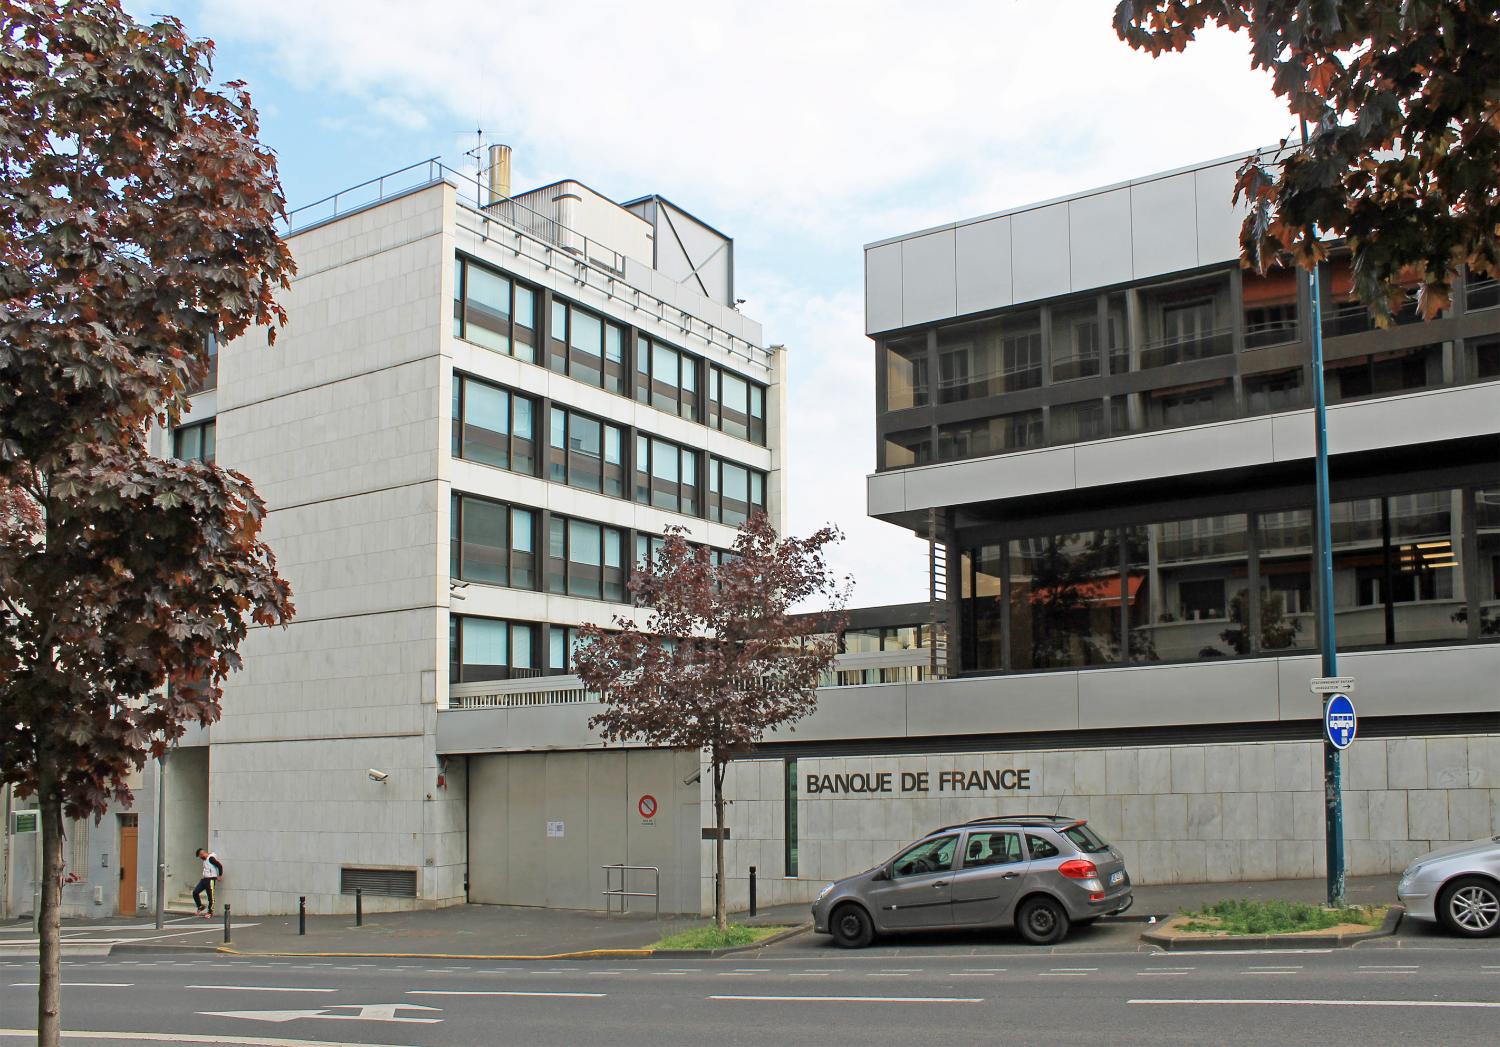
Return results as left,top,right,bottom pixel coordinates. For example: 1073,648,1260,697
1325,693,1357,750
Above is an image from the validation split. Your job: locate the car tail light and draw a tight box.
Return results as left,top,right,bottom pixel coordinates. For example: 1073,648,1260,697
1058,859,1099,880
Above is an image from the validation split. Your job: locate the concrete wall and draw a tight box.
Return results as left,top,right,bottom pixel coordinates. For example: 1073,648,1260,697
716,733,1500,911
161,748,209,907
467,748,701,914
865,150,1264,333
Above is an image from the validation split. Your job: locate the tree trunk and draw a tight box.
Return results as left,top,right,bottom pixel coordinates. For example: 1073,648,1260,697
713,756,727,932
37,772,64,1047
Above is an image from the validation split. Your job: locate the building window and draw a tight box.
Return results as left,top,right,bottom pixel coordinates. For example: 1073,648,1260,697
1007,531,1124,670
1475,489,1500,638
173,420,215,462
883,429,931,469
1139,279,1232,368
449,614,538,683
548,625,588,674
1468,335,1500,381
936,411,1043,462
707,456,766,526
186,332,218,394
708,365,767,445
549,407,625,497
546,515,627,601
1326,344,1444,402
548,298,626,394
937,312,1042,403
452,374,537,475
1050,302,1101,382
636,336,700,421
1050,400,1106,445
1244,369,1307,415
1466,274,1500,312
635,436,700,515
453,255,538,363
450,494,535,590
883,336,930,410
1242,269,1300,349
1129,514,1252,662
1144,379,1234,429
784,758,799,878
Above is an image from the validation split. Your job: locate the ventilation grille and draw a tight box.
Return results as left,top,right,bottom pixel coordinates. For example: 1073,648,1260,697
340,867,417,898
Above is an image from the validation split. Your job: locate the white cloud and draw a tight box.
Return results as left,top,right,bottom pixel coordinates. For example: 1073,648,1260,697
182,0,1299,607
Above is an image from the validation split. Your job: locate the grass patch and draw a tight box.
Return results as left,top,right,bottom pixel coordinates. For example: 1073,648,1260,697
1177,899,1386,936
650,923,790,951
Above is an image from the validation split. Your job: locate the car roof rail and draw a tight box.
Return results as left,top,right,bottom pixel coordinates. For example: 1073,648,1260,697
928,814,1083,834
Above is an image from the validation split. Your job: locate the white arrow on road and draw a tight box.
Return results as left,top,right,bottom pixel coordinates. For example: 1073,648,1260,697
201,1003,441,1025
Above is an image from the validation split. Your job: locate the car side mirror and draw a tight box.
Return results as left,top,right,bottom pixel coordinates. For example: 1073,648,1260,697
872,864,890,882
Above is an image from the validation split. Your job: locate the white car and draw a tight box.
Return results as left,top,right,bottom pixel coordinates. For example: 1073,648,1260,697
1397,835,1500,938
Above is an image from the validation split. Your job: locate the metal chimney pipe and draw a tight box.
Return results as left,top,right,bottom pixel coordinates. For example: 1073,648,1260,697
487,144,512,205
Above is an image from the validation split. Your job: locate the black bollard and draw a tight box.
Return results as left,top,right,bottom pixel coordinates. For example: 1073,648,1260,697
223,903,232,944
299,896,306,936
355,888,363,927
749,865,757,917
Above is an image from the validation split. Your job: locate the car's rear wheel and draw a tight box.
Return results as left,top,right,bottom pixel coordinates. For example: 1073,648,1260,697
1437,876,1500,938
830,904,875,949
1015,895,1070,945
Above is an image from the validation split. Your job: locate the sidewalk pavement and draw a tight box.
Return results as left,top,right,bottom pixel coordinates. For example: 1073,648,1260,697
1,874,1402,959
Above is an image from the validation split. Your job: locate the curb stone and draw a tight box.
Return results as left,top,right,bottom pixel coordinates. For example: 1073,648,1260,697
1140,905,1404,951
650,923,811,958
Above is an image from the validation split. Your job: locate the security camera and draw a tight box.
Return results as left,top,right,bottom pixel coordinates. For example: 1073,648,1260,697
683,769,702,787
367,769,389,783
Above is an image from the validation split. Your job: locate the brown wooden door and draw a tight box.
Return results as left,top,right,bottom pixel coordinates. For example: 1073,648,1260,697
118,820,138,916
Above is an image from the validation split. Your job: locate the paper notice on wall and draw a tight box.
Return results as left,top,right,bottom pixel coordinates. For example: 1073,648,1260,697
546,820,565,838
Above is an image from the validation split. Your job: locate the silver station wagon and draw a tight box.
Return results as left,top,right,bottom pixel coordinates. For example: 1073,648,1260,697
811,815,1133,947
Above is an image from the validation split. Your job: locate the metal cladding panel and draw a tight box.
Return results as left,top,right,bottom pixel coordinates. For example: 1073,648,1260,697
954,216,1014,316
902,444,1075,510
900,229,958,326
1194,160,1248,268
1275,645,1500,722
1068,188,1133,293
1078,660,1282,730
908,672,1080,735
866,470,908,516
1072,417,1276,490
1010,202,1072,303
865,241,904,333
1129,172,1200,279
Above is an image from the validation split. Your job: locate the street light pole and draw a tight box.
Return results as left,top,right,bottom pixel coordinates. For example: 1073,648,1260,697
1301,119,1346,907
154,750,168,930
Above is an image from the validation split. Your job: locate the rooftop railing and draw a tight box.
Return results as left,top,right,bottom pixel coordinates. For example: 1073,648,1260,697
1137,327,1235,370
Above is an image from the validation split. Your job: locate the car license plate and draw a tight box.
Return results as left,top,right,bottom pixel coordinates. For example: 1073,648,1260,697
1109,871,1124,886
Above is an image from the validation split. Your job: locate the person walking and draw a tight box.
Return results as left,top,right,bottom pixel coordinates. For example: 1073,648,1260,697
192,847,223,918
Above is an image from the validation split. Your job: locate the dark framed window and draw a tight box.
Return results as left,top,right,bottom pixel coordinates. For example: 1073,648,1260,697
548,625,591,674
634,435,700,515
936,411,1042,461
187,332,218,394
1244,369,1307,414
451,374,537,475
1242,268,1300,349
1326,345,1444,403
708,364,767,445
883,336,930,410
637,336,701,420
453,255,538,363
707,456,766,526
173,420,216,462
784,757,799,877
937,312,1043,403
1467,335,1500,381
548,297,626,394
549,407,625,497
1050,303,1101,382
545,514,627,601
884,429,932,469
448,614,539,683
450,494,536,589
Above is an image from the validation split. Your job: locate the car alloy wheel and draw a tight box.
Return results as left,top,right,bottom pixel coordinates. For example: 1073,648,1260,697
1443,879,1500,936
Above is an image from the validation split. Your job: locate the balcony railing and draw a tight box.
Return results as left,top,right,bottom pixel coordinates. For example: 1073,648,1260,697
1137,328,1234,370
448,675,596,710
1244,317,1299,349
820,647,947,687
1467,278,1500,312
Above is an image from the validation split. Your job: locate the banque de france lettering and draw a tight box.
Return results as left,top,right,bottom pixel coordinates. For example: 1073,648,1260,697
804,768,1031,795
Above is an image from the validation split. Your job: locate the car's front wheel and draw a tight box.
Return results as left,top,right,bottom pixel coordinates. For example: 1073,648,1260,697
1015,895,1070,945
829,903,875,949
1437,876,1500,938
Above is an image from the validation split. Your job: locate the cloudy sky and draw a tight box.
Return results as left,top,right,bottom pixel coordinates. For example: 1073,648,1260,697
155,0,1297,606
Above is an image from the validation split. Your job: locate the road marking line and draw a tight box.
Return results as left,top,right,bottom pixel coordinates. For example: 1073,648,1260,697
731,968,768,972
1050,968,1098,972
1136,972,1190,977
0,1029,425,1046
1358,965,1419,970
1130,999,1500,1010
867,973,911,977
186,985,338,993
880,968,922,972
961,968,1006,972
789,972,832,977
1039,972,1089,977
407,990,606,999
1244,971,1299,976
710,995,983,1004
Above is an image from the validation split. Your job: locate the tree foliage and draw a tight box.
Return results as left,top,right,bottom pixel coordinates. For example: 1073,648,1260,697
1116,1,1500,322
0,2,295,1040
572,513,849,927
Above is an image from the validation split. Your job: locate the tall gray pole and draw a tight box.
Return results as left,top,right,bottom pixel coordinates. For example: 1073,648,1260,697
1,784,12,921
1301,118,1346,906
154,752,168,929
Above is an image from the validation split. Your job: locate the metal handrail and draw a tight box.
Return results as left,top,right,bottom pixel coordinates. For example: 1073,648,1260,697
279,157,444,233
602,864,659,915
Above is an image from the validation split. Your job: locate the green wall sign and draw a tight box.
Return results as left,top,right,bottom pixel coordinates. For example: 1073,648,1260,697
12,811,38,834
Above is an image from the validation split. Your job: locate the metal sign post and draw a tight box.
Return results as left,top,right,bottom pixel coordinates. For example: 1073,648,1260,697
1302,129,1346,905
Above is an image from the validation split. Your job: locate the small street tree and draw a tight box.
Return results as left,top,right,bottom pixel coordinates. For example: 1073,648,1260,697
572,514,850,931
1115,1,1500,320
0,3,295,1043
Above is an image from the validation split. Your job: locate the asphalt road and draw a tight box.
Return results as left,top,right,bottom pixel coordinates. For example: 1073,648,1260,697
1,942,1496,1047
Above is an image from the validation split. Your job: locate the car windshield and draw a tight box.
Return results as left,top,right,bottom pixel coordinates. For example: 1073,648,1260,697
1060,823,1111,854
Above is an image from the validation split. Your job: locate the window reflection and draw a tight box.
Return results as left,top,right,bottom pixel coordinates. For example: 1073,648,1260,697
1008,531,1122,670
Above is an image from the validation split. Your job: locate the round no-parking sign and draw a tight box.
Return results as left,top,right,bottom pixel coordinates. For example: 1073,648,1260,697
638,794,658,820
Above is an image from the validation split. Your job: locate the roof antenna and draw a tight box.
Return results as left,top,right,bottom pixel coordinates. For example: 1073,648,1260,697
463,128,485,202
